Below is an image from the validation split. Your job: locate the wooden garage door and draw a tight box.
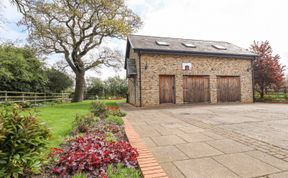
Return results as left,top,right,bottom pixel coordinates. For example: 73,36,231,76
159,75,175,104
183,76,210,103
217,76,241,102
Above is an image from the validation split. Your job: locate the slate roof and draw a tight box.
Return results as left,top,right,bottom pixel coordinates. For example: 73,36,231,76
127,35,257,58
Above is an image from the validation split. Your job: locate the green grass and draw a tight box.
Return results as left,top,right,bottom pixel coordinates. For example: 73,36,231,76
102,100,120,107
35,99,125,147
255,92,288,102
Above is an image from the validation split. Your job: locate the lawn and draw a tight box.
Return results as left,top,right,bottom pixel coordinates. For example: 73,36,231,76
255,91,288,102
35,99,125,147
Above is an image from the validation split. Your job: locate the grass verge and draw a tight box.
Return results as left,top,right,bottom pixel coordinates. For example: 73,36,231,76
35,99,125,147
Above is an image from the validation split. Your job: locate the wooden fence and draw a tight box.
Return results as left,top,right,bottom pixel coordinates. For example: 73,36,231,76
256,87,288,102
0,91,70,104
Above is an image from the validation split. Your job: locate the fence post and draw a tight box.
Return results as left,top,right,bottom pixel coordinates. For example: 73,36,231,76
4,91,7,102
34,93,36,104
44,93,46,102
284,87,287,100
22,93,25,102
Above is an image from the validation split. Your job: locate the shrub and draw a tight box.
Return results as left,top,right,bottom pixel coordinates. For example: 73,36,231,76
106,110,127,117
105,124,121,134
30,103,43,108
0,101,12,107
0,105,50,177
54,99,66,104
73,113,99,133
91,101,107,117
72,172,88,178
107,164,141,178
106,115,124,126
52,134,138,177
0,118,6,159
18,101,32,108
105,132,117,142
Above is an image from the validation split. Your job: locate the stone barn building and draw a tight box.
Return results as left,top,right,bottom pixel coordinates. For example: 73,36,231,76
125,35,257,107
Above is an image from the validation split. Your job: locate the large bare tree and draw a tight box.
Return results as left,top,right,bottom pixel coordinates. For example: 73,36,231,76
11,0,142,102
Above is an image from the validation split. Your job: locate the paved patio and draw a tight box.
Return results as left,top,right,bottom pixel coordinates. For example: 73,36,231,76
120,103,288,178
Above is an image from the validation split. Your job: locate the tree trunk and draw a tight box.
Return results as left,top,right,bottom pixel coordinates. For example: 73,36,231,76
73,71,85,102
260,86,264,99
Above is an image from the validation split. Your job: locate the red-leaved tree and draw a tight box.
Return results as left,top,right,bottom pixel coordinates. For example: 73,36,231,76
250,41,285,98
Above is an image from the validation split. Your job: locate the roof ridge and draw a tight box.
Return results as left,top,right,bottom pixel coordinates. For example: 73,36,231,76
128,34,230,44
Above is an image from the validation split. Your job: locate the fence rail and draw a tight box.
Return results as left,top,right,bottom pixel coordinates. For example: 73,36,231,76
0,91,70,103
256,87,288,102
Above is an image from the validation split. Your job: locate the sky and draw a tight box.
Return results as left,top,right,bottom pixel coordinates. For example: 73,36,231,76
1,0,288,79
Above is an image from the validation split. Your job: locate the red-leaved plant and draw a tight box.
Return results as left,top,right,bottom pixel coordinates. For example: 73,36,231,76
105,106,119,111
51,133,138,177
105,124,120,133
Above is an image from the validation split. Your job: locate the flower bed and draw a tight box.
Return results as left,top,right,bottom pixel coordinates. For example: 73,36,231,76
47,101,141,178
52,135,138,177
105,106,119,111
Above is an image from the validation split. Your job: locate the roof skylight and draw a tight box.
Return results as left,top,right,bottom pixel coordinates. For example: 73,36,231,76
182,43,196,48
156,41,169,46
212,44,227,50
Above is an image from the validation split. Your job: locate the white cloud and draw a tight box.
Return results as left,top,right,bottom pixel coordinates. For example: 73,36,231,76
1,0,21,22
0,0,26,43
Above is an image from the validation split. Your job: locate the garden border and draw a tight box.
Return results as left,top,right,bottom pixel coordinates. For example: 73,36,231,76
124,118,168,178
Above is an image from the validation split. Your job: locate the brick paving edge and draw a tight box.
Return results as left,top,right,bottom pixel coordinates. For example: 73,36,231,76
124,118,169,178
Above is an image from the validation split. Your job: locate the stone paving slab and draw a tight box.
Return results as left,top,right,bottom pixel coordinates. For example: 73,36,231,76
133,126,161,137
177,132,213,143
155,127,186,136
202,131,226,140
161,122,188,128
151,135,186,146
213,153,280,178
150,146,188,162
179,126,205,133
177,142,223,158
174,158,240,178
206,139,254,154
142,137,157,148
160,162,185,178
268,171,288,178
220,120,288,150
246,151,288,171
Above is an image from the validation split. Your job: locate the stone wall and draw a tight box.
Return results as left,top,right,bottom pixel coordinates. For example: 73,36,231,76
138,54,253,107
